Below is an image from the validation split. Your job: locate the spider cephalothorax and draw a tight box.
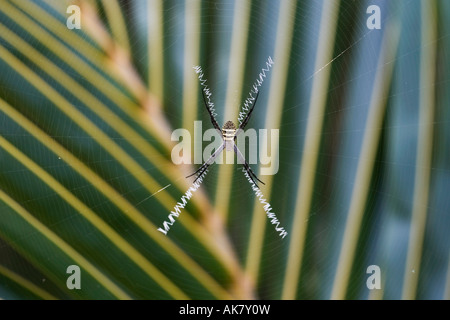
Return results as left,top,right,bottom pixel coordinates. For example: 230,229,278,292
222,120,236,141
186,90,264,186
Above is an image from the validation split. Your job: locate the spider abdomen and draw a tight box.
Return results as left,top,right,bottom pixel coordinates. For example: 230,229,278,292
223,129,236,141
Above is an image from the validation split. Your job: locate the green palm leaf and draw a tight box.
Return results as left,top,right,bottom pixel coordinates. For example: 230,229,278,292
0,0,449,300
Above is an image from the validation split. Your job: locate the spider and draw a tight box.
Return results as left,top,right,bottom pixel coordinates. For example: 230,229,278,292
186,89,265,186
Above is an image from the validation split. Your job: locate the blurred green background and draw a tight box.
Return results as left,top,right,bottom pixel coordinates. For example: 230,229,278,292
0,0,449,299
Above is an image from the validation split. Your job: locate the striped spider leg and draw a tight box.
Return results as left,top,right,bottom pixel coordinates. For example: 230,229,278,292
186,89,264,186
232,90,264,185
233,142,264,185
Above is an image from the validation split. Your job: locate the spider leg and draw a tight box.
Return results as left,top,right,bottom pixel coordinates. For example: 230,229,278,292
243,165,260,186
185,161,208,179
186,142,225,183
244,162,265,186
235,91,260,138
233,143,265,186
201,89,222,134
